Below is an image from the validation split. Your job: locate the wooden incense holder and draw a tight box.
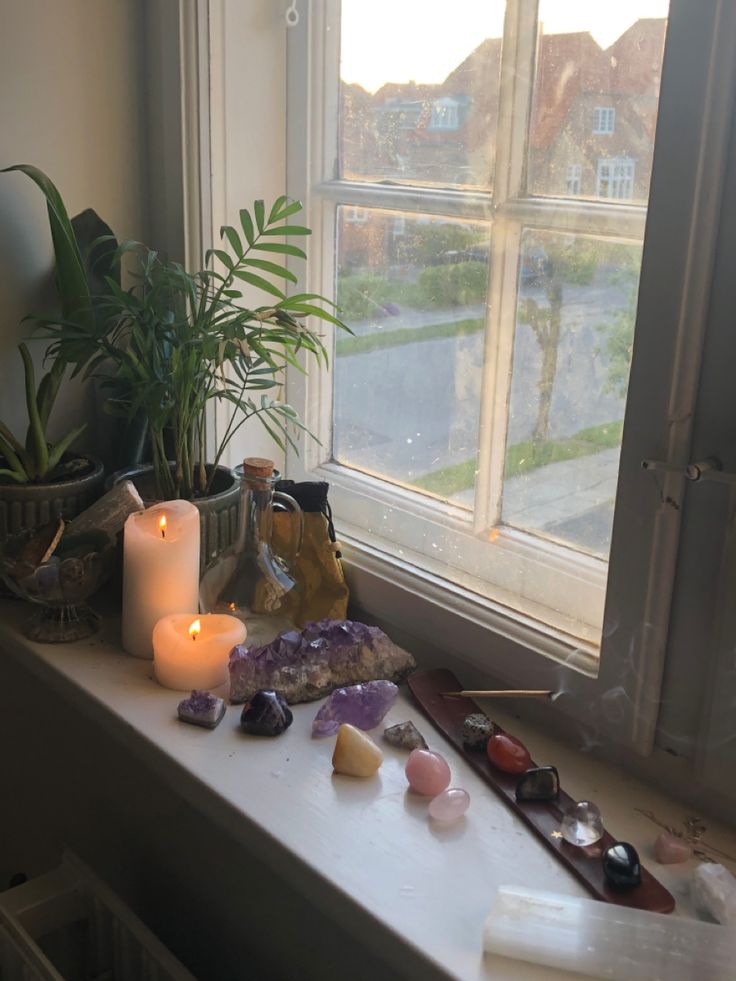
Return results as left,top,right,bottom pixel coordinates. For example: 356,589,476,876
408,668,675,913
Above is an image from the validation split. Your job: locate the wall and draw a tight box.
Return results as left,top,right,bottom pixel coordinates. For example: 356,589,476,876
0,0,149,460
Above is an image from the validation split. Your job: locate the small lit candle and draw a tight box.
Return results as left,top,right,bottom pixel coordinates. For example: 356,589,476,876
153,613,247,691
122,500,200,659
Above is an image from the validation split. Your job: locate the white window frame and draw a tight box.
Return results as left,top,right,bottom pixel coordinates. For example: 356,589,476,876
429,98,460,130
596,156,636,199
593,105,615,134
250,0,736,756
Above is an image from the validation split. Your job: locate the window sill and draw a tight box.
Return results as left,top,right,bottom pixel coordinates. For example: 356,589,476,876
1,599,732,980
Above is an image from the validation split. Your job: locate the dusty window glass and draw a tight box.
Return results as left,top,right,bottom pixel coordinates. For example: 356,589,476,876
528,3,668,203
333,207,490,502
501,230,642,556
339,0,504,189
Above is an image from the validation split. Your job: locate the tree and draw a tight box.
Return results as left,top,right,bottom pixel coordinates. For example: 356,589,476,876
517,237,597,447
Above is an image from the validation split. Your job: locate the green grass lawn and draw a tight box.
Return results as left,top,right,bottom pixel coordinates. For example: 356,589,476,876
414,420,624,497
335,316,484,357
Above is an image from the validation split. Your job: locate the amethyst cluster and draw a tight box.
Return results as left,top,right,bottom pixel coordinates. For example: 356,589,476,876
177,690,226,729
228,618,416,704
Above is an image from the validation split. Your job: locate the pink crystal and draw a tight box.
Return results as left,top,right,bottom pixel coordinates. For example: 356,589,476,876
405,749,451,796
311,680,398,736
429,788,470,822
654,832,692,864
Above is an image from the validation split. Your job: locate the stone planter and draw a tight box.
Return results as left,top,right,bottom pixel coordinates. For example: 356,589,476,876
0,457,105,544
110,464,239,570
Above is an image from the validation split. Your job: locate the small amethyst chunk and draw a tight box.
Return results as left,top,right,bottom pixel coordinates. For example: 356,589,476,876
240,690,293,736
228,618,415,704
312,680,398,737
177,690,226,730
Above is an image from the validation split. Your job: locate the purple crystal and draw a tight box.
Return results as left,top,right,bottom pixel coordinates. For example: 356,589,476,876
312,680,398,737
177,690,226,729
228,618,415,704
240,690,293,736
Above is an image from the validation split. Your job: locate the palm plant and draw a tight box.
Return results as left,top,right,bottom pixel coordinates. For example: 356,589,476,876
43,196,349,500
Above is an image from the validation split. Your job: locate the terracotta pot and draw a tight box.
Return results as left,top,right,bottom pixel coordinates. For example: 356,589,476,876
0,457,105,544
110,463,239,570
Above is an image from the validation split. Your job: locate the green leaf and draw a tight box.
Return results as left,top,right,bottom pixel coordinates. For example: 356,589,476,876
253,241,307,260
47,422,87,472
232,270,286,300
269,198,303,223
19,343,49,476
239,209,255,247
221,225,243,257
254,199,266,233
241,257,297,283
2,165,94,336
262,225,312,237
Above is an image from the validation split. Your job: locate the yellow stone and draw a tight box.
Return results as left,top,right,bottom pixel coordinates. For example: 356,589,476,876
332,724,383,777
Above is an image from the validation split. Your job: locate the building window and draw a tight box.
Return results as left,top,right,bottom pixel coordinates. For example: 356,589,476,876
429,99,460,130
596,157,636,199
566,163,582,195
594,106,616,134
344,206,368,223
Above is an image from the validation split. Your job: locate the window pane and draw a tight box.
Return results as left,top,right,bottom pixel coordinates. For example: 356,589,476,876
528,3,668,202
333,208,490,504
340,0,504,189
501,230,642,557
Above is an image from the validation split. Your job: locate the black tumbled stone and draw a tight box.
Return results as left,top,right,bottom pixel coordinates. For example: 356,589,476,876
515,765,560,801
240,690,293,736
602,842,641,890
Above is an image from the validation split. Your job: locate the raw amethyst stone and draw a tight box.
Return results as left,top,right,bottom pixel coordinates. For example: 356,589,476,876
312,680,398,737
228,618,415,704
240,690,293,736
177,690,226,729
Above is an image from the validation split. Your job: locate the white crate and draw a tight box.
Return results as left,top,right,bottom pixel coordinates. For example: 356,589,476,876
0,851,196,981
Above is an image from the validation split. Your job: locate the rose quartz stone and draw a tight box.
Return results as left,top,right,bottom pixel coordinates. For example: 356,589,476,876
429,787,470,823
654,832,692,864
405,748,451,796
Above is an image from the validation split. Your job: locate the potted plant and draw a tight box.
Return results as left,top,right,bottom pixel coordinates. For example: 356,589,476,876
0,165,112,541
42,196,349,566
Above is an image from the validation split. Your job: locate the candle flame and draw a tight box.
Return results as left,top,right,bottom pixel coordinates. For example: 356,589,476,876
159,514,167,539
189,618,201,641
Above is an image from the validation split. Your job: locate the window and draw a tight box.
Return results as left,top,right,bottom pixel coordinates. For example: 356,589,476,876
565,163,582,195
263,0,736,754
596,157,636,199
287,0,667,653
344,206,368,223
593,106,615,134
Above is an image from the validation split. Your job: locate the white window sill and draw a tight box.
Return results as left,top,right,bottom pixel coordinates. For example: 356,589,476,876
0,599,731,980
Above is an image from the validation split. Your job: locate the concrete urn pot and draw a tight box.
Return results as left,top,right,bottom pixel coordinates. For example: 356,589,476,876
0,457,106,544
110,464,240,570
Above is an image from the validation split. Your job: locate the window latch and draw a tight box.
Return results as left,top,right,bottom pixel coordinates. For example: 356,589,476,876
641,456,736,485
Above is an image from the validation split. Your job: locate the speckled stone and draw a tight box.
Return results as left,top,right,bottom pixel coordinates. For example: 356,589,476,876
461,713,493,749
383,721,428,751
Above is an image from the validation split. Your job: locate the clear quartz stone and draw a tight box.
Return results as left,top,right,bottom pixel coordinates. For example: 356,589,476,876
560,801,604,846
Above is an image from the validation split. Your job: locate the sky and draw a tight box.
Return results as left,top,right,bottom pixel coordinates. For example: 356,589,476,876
341,0,669,93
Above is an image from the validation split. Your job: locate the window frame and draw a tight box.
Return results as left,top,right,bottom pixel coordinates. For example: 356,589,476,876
593,106,615,135
276,0,736,755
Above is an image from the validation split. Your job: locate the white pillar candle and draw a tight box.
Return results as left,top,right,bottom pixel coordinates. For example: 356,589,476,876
122,500,201,659
153,613,247,691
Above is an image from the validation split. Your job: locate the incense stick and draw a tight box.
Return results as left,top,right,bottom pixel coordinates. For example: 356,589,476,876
440,689,554,699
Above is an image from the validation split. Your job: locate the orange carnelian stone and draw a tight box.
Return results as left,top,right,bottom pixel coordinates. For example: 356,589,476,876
487,732,531,774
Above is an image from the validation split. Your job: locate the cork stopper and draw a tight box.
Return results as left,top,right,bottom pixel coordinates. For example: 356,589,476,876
243,457,274,479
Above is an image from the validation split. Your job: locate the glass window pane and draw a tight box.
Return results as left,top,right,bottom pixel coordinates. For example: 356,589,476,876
528,3,669,202
333,208,490,505
339,0,504,189
502,230,642,557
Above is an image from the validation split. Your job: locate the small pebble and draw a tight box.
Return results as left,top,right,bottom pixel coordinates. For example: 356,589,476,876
602,841,641,890
383,721,428,751
560,801,604,847
405,749,451,796
332,724,383,777
429,788,470,823
487,731,531,774
654,832,692,864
